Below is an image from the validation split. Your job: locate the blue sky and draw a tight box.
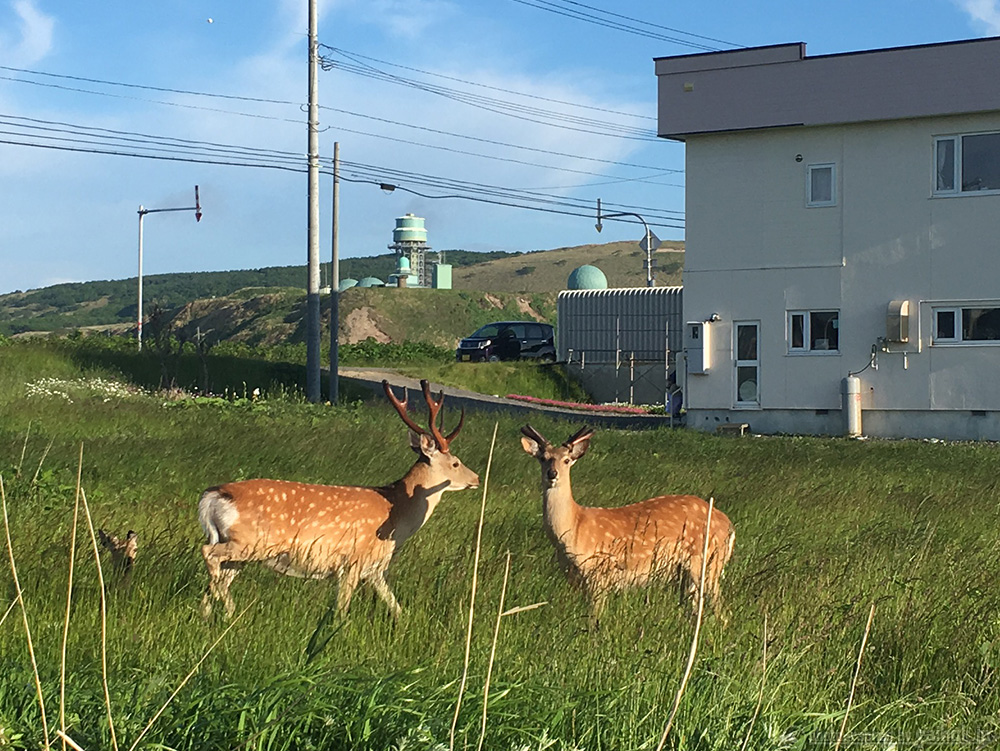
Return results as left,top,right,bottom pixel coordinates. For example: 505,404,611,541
1,0,998,295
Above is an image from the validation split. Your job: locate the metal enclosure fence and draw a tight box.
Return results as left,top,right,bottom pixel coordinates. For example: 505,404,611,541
557,287,684,364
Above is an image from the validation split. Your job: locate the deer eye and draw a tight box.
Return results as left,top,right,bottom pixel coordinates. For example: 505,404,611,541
453,461,460,468
563,458,571,465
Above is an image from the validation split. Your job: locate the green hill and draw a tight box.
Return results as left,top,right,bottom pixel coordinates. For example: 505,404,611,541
160,287,556,349
0,241,683,339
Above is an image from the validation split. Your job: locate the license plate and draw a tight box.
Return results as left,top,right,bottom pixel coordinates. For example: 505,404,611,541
461,354,471,361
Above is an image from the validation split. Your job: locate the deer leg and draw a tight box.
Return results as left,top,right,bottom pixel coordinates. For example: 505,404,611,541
201,542,252,619
336,567,362,617
587,587,607,631
367,572,402,620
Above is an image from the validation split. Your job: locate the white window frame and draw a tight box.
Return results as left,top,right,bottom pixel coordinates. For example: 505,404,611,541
933,132,1000,196
807,163,837,207
787,310,840,354
734,321,760,409
931,303,1000,345
934,136,958,194
932,307,960,343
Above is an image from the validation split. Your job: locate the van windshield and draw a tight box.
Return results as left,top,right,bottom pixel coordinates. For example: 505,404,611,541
471,324,505,338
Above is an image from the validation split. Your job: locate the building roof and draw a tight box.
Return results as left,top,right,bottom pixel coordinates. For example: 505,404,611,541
655,36,1000,141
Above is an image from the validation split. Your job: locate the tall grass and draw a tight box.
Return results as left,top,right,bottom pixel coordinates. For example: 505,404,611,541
1,340,999,749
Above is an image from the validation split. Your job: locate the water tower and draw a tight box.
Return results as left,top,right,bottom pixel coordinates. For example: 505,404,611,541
388,214,432,288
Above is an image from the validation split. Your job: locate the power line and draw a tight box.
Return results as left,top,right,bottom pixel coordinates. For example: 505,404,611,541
507,0,738,50
0,110,680,189
329,122,683,187
323,103,675,170
542,0,739,48
0,121,684,227
321,57,655,139
320,45,653,121
0,67,680,172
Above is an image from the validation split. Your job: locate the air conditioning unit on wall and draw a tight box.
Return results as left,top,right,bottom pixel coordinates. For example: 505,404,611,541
886,300,910,343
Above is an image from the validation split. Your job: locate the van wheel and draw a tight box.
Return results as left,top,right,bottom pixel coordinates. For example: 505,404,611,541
488,355,500,362
539,353,555,364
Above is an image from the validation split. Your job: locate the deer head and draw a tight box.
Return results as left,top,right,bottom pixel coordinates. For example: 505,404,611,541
520,424,594,489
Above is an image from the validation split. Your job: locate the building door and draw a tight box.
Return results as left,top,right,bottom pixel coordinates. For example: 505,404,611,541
734,321,760,407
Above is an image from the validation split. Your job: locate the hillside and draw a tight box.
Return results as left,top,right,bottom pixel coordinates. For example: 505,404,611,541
163,287,557,349
453,239,684,292
0,240,683,338
0,250,521,336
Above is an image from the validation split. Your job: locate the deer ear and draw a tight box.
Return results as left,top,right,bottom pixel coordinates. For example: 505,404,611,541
520,435,543,457
412,431,439,457
567,437,591,461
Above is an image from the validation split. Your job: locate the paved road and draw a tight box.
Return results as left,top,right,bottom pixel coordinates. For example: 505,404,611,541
336,367,678,431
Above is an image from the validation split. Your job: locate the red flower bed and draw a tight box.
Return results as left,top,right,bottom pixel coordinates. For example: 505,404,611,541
505,394,647,415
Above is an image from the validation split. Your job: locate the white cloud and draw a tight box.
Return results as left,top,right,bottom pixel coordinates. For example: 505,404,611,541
0,0,55,66
364,0,457,40
955,0,1000,34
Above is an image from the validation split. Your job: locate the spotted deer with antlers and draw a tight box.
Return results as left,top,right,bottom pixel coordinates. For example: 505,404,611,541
520,425,734,621
198,380,479,619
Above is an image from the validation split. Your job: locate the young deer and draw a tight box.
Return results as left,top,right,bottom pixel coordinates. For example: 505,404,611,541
520,425,734,621
199,380,479,619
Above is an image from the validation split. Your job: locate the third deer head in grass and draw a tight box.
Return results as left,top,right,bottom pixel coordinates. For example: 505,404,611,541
198,379,479,620
520,424,734,623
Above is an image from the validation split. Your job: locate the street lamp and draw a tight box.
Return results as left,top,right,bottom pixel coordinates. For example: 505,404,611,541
137,186,202,351
595,198,658,287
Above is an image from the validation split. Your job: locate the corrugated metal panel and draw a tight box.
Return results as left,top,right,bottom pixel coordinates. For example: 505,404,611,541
557,287,683,363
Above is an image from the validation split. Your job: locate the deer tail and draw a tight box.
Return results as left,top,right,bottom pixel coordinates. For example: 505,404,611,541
198,487,235,545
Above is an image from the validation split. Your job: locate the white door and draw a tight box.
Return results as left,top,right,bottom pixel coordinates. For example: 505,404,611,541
734,321,760,407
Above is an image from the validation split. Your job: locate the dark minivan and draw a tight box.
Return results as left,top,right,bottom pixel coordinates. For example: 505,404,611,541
456,321,556,363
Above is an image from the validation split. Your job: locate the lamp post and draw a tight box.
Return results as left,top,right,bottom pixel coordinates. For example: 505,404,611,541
137,186,202,351
595,198,657,287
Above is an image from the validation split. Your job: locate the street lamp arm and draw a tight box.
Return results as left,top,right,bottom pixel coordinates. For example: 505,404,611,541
595,198,655,287
139,206,199,216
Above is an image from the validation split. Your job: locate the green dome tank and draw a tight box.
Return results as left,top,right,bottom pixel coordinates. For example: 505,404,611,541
357,276,385,288
338,278,358,292
393,214,427,244
567,264,608,290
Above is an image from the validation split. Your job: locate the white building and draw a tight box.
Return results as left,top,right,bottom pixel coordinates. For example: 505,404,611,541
655,38,1000,440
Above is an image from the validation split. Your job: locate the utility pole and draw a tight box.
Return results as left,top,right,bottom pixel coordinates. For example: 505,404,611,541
305,0,322,402
329,141,340,404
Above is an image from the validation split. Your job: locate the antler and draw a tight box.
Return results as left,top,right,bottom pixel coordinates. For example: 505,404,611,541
521,424,550,446
383,380,427,436
563,426,595,448
421,380,465,452
382,379,465,452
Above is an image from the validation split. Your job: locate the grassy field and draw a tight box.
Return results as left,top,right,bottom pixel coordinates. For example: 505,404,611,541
1,340,999,750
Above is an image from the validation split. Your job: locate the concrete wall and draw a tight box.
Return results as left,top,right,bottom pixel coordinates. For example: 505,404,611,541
680,111,1000,439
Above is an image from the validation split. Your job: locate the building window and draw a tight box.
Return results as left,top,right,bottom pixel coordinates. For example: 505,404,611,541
788,310,839,353
807,163,836,207
934,305,1000,343
934,133,1000,194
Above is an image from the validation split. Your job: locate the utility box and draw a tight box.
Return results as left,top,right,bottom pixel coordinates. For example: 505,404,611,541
886,300,910,343
433,263,452,290
685,320,710,374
